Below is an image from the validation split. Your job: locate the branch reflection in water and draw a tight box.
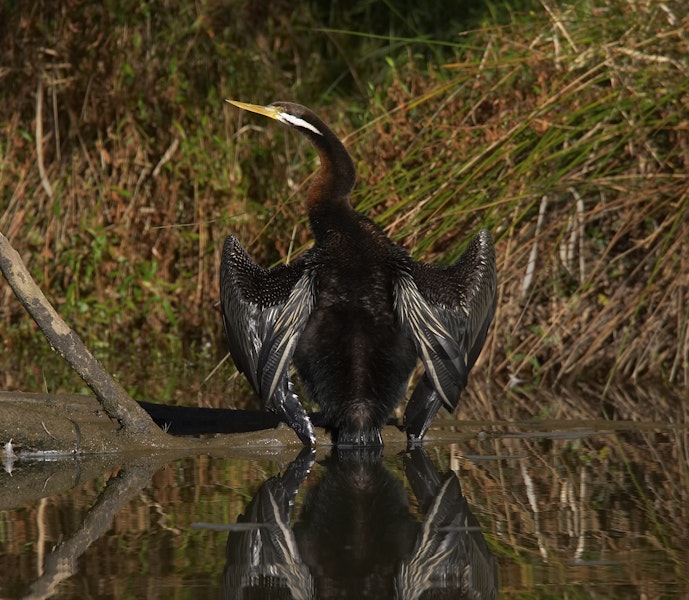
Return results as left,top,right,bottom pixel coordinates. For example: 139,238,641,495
220,447,498,599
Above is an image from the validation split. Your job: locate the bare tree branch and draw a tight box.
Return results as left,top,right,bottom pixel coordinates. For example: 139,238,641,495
0,232,166,440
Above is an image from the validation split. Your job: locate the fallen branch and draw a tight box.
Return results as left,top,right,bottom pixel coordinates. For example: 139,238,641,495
0,232,166,440
25,457,163,598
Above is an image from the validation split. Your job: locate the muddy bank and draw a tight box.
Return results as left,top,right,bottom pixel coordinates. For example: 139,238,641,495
0,391,421,456
0,391,327,454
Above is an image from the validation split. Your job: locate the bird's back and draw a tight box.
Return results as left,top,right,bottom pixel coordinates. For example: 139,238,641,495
294,209,418,445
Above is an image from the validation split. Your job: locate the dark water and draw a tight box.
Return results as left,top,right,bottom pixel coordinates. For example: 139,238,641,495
1,423,687,599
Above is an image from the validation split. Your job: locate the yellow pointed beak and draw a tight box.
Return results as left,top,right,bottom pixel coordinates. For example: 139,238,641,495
226,99,281,120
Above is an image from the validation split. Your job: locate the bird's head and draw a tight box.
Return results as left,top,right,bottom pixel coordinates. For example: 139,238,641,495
226,100,326,138
226,99,356,210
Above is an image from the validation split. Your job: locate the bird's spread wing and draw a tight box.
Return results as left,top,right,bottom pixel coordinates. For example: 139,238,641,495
220,235,317,445
220,235,301,392
394,229,497,440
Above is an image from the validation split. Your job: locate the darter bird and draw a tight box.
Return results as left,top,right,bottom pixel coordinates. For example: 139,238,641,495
221,100,497,447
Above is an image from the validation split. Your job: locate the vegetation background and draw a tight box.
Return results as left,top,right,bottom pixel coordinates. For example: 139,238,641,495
1,4,688,596
1,0,687,422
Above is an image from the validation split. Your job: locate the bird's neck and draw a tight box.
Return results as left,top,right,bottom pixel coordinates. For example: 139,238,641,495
307,197,359,244
305,128,356,213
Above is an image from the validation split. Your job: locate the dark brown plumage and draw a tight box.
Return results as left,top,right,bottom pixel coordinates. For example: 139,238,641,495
221,101,497,446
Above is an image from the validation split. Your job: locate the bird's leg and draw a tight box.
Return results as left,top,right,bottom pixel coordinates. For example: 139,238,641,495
403,375,443,443
267,385,316,447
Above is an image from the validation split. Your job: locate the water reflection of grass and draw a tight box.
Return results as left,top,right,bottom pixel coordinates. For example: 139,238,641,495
1,0,687,417
1,432,686,596
455,416,689,596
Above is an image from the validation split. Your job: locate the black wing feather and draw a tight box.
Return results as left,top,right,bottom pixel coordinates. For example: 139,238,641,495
395,229,497,440
258,272,318,401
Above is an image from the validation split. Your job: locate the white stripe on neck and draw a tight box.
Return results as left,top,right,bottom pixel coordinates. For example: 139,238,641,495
277,113,323,135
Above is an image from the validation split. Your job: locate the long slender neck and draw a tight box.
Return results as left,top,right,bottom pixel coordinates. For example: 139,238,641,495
303,123,356,213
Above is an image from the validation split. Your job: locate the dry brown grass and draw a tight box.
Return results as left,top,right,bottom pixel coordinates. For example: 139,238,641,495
347,0,689,407
1,0,688,416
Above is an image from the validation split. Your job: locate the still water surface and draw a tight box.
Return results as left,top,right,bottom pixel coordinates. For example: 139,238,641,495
1,423,687,598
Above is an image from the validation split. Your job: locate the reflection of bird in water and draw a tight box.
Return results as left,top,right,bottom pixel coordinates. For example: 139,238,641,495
293,448,419,598
223,448,316,600
221,100,497,447
221,447,498,599
397,448,498,599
